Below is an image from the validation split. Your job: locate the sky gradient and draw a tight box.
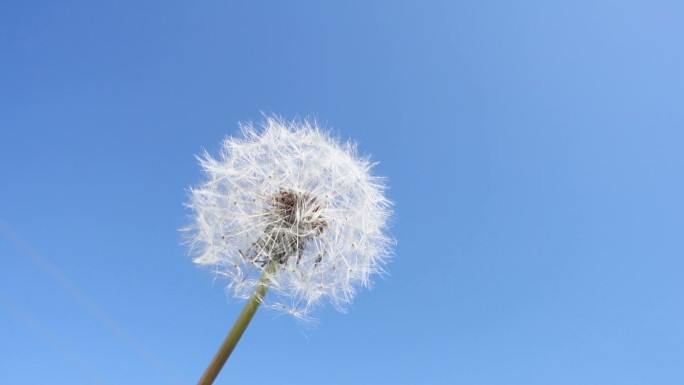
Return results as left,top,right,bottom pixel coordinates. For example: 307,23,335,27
1,1,683,384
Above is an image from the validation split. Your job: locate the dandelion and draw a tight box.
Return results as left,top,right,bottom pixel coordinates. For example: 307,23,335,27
185,116,393,385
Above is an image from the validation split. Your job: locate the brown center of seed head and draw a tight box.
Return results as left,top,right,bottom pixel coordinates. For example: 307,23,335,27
271,189,327,234
240,189,327,266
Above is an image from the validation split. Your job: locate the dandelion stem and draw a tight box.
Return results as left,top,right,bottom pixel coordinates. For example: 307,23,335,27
197,263,277,385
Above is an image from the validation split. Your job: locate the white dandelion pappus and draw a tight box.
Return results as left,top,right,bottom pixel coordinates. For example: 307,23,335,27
186,117,393,318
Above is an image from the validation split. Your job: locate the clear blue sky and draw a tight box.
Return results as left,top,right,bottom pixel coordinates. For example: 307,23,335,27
1,1,683,384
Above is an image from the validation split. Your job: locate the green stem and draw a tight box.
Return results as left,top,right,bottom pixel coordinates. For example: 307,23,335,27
197,263,277,385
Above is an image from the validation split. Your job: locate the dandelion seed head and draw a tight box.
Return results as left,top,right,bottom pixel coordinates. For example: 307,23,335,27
185,116,393,317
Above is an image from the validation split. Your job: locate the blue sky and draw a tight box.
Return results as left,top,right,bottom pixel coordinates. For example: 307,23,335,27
1,1,683,384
